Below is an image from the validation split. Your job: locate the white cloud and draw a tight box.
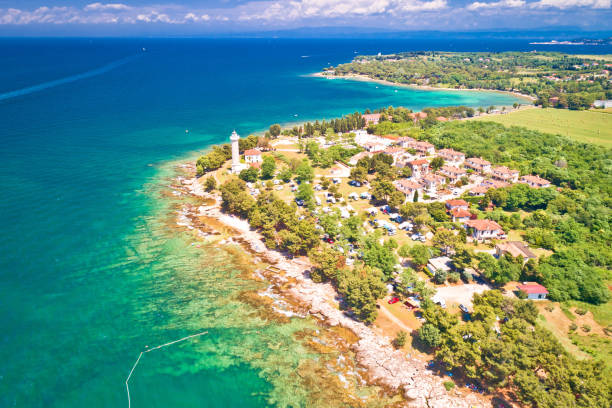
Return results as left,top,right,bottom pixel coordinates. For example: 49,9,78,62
238,0,447,21
184,12,211,22
467,0,525,10
84,3,132,11
0,0,607,26
0,4,220,24
530,0,610,8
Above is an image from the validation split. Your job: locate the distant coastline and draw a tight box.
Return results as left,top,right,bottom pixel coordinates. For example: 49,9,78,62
310,72,536,103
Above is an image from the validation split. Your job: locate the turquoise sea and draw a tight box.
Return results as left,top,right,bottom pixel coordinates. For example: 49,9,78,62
0,37,562,407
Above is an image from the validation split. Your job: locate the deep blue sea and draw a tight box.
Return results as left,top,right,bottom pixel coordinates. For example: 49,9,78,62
0,37,609,408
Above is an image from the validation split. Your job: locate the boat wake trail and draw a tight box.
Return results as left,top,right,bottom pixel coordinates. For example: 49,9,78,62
0,54,141,102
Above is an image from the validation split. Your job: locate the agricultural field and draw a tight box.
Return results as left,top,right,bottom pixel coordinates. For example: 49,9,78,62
473,108,612,147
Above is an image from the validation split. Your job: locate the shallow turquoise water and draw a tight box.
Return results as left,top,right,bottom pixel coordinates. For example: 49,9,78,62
0,38,526,407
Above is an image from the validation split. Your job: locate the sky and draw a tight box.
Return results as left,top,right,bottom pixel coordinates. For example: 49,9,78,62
0,0,610,35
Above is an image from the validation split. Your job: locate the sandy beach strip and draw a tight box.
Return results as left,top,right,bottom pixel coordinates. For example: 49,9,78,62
310,72,536,102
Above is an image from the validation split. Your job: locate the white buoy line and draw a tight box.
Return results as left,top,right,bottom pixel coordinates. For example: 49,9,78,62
125,330,209,407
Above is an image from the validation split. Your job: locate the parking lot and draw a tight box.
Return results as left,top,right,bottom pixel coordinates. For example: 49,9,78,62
434,282,491,309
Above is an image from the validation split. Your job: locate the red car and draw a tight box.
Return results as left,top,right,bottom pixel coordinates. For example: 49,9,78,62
388,297,400,304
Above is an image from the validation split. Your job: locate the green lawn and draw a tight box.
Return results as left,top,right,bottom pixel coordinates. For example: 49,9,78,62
473,108,612,147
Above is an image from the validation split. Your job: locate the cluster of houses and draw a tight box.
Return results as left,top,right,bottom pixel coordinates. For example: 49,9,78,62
344,127,555,245
348,127,552,207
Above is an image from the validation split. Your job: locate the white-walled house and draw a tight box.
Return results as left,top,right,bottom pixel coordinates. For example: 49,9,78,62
519,175,551,188
516,283,548,300
244,149,262,163
492,166,519,183
439,165,466,183
465,157,492,174
464,219,505,241
437,148,465,165
394,179,423,202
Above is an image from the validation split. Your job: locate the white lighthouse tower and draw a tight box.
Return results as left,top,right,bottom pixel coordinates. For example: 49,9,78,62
230,130,245,174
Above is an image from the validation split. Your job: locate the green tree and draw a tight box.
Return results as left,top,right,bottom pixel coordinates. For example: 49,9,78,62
432,228,461,256
269,124,281,138
204,176,216,192
394,331,408,348
260,156,276,179
295,160,315,183
309,246,345,283
296,183,314,206
349,166,367,183
338,266,387,323
361,233,398,280
430,156,445,171
239,167,259,182
433,269,447,284
277,166,293,183
418,323,442,349
371,177,395,203
408,244,432,270
219,178,255,218
388,190,405,209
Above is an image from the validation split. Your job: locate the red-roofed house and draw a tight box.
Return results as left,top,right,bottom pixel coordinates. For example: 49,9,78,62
446,199,469,211
363,113,381,126
408,159,429,177
516,283,548,300
469,185,489,196
519,175,551,189
383,146,405,165
362,142,386,152
492,166,520,183
398,136,416,148
464,219,505,241
437,148,465,165
394,179,423,202
439,165,467,183
409,112,428,122
421,174,446,195
244,149,262,163
482,179,510,189
413,141,435,155
348,151,372,166
465,157,492,174
496,241,536,262
450,208,472,223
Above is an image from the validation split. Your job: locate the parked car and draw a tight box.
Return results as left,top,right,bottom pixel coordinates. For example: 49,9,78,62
388,297,400,304
459,304,469,314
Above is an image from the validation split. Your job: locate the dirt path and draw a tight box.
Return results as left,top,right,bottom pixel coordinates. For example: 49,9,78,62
378,302,414,333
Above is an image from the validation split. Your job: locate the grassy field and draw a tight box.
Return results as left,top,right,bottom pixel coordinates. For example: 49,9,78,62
473,108,612,147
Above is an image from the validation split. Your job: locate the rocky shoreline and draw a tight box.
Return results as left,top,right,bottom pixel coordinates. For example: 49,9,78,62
174,168,492,408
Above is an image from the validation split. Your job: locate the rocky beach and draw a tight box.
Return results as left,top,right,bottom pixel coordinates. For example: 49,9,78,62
173,163,493,408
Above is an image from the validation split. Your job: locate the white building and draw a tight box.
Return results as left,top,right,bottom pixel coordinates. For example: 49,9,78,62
594,100,612,108
244,149,262,164
230,130,247,174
